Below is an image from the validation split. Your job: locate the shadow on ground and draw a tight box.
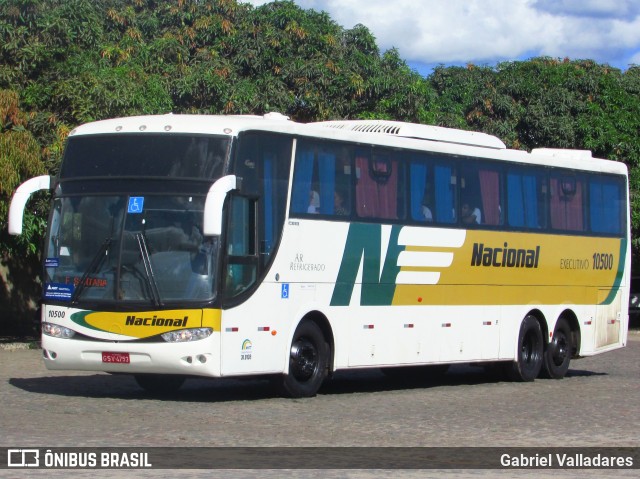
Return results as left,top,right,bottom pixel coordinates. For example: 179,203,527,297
8,363,605,404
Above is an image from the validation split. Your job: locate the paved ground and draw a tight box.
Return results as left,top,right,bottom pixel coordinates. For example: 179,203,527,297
0,333,638,478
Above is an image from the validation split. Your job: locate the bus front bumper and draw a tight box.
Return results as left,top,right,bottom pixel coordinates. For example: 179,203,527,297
41,334,222,377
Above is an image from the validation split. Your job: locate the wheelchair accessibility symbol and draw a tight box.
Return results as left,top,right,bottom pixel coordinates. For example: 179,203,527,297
128,197,144,214
281,283,289,299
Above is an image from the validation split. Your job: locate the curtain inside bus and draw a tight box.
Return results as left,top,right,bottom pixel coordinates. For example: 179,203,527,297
478,170,501,225
355,154,398,219
507,172,540,229
434,165,456,223
550,176,584,231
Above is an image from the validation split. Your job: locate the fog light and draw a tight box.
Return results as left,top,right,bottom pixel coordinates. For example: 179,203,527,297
42,322,76,339
161,328,213,343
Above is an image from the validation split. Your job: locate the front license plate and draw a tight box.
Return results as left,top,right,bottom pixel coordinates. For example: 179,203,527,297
102,352,130,364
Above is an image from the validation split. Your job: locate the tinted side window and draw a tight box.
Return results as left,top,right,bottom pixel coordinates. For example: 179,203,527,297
550,174,586,232
507,168,548,229
355,148,404,221
459,163,503,226
291,139,353,218
234,132,292,262
409,156,456,224
589,175,625,235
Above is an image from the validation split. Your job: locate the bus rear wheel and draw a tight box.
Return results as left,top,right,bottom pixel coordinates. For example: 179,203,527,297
541,317,572,379
278,320,329,398
508,315,543,382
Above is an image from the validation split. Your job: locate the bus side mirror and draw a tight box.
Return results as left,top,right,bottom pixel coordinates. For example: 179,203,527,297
8,175,51,235
203,175,239,236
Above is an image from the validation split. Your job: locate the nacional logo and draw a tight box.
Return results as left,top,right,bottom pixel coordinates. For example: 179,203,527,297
471,242,540,269
125,315,188,327
330,223,465,306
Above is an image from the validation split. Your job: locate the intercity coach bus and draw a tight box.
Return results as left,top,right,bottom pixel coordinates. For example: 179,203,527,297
9,113,630,397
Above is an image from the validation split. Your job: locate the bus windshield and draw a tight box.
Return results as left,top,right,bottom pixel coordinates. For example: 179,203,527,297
59,134,228,180
45,194,218,304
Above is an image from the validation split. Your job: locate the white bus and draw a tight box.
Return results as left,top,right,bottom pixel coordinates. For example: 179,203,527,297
9,113,630,397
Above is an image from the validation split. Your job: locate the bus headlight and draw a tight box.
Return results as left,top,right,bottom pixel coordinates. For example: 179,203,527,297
161,328,213,343
42,322,76,339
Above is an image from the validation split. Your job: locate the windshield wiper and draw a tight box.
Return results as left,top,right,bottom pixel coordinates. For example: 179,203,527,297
71,238,112,304
135,232,162,307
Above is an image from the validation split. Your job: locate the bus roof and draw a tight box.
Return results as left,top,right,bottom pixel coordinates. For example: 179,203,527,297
309,119,507,149
68,113,627,176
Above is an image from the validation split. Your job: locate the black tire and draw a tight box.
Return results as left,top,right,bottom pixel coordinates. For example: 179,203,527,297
541,317,572,379
134,374,185,394
507,315,543,382
278,320,329,398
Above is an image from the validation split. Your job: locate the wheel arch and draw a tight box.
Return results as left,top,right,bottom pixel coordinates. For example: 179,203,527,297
556,308,581,358
292,310,335,374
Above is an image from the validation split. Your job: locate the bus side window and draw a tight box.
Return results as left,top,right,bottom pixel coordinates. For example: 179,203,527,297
507,169,545,229
291,147,316,215
355,150,399,220
410,159,433,222
589,176,624,235
550,175,585,232
459,164,503,226
434,165,456,224
291,140,352,219
224,196,257,298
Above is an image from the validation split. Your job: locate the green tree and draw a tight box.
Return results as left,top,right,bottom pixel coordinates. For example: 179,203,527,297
0,89,47,256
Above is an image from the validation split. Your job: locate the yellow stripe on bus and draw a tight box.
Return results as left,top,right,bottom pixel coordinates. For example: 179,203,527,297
393,231,622,306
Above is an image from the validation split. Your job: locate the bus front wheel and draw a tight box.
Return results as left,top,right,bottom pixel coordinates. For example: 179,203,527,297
278,320,329,398
541,317,572,379
508,315,543,382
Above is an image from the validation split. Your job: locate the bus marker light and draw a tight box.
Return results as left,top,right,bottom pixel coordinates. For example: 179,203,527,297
442,323,451,328
226,327,239,332
364,325,374,329
404,324,414,328
258,327,270,332
417,297,422,303
584,321,592,326
271,330,277,336
483,321,492,326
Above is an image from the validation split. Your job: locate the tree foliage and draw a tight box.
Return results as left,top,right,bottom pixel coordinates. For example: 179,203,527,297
1,1,640,267
0,89,47,256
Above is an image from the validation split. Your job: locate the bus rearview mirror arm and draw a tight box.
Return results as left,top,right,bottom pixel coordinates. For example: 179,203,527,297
8,175,51,235
203,175,240,236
